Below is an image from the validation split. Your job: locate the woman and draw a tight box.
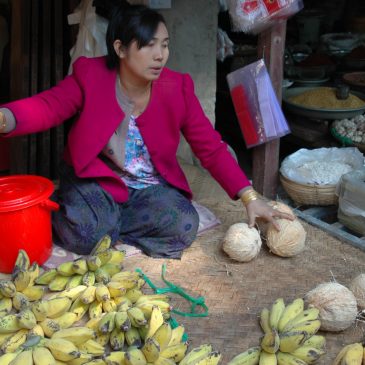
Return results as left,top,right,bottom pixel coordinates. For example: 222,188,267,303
0,2,293,258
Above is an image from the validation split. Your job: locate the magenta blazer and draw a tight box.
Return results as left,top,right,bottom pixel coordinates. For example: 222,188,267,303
3,56,250,202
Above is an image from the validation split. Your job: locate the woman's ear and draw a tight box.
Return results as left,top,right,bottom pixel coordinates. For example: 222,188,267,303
113,40,125,58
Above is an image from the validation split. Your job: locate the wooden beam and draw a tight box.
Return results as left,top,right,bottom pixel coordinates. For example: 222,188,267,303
252,20,286,199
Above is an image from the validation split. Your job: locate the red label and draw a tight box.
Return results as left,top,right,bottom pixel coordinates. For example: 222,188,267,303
263,0,283,15
241,0,259,14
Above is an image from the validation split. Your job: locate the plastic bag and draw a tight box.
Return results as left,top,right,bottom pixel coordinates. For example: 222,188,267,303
226,59,290,148
227,0,303,34
217,28,234,62
280,147,364,185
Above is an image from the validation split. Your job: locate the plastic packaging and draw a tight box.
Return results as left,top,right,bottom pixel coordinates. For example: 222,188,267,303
280,147,364,185
227,59,291,148
227,0,303,34
336,167,365,235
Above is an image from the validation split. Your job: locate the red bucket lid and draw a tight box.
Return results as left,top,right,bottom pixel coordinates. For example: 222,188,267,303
0,175,55,212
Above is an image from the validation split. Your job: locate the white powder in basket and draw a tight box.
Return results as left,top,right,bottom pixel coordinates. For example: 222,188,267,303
296,161,352,185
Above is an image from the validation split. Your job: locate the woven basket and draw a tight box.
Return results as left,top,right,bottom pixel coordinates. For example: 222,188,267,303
280,174,338,206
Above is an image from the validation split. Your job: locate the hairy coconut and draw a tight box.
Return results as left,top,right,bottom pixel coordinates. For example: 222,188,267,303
349,274,365,309
266,219,306,257
222,223,262,262
257,201,295,237
305,282,358,331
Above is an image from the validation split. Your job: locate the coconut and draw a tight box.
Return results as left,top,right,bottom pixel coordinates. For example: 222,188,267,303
222,223,262,262
266,219,306,257
349,274,365,309
257,201,295,237
305,282,358,331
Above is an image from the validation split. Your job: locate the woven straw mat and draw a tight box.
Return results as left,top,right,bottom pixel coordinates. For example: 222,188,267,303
123,160,365,364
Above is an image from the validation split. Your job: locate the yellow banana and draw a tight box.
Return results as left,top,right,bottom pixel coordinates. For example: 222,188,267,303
142,337,160,362
52,326,96,344
32,346,56,365
179,344,213,365
0,351,19,365
125,327,142,348
57,261,75,277
95,285,110,303
12,293,29,311
279,331,307,353
48,275,70,292
87,256,102,272
70,297,89,321
286,320,321,338
66,274,84,289
8,349,33,365
0,333,12,346
0,281,16,298
127,307,148,327
276,351,307,365
277,299,304,333
31,301,49,322
332,344,354,365
95,249,113,266
17,308,37,329
45,297,72,318
28,324,44,337
35,268,58,285
83,272,96,287
115,311,131,332
135,301,171,319
109,327,125,351
227,346,261,365
78,338,105,355
22,285,45,301
135,294,171,306
302,335,326,350
340,343,363,365
80,286,97,304
90,234,112,255
12,249,30,274
107,250,126,265
125,288,143,304
68,353,94,365
102,300,117,313
98,312,116,334
45,338,81,362
260,329,280,354
281,308,319,333
83,359,107,365
116,297,132,311
194,351,222,365
86,315,103,331
160,342,188,363
28,262,40,286
39,318,60,338
269,298,286,331
13,270,32,292
94,332,110,347
259,308,272,334
124,347,147,365
290,345,325,363
94,267,111,285
107,282,127,298
138,326,149,342
153,357,175,365
259,351,277,365
103,350,126,364
89,300,103,319
0,314,22,333
72,259,89,276
53,312,78,329
51,285,87,301
1,329,28,353
145,305,164,340
0,298,12,315
152,322,172,350
168,325,185,347
99,263,121,278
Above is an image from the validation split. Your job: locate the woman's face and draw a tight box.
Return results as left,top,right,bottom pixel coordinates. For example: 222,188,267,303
118,22,169,83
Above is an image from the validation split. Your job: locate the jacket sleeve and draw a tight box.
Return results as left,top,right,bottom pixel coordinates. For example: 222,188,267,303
180,73,251,199
2,57,88,136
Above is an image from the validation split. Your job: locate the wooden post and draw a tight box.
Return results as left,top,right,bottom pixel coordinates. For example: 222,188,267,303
252,20,287,199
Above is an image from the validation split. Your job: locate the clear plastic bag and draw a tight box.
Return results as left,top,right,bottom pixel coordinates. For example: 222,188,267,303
226,59,290,148
227,0,303,34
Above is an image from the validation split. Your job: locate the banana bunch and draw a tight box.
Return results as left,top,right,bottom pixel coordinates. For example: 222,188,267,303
253,297,325,365
332,342,365,365
0,250,44,319
35,235,127,291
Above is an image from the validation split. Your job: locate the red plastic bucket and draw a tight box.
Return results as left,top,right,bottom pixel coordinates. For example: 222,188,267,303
0,175,59,273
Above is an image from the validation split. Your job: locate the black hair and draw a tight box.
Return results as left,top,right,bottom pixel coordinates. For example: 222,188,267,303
104,0,166,69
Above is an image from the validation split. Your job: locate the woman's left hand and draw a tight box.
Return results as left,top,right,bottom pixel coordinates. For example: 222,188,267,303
245,199,295,230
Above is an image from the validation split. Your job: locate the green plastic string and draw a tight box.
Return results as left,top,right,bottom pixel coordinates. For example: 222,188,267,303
135,263,209,318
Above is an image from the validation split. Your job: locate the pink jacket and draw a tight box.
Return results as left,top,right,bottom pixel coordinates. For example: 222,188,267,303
3,56,250,202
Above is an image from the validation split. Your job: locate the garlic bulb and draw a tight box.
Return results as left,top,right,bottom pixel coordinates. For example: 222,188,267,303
222,223,262,262
305,282,358,331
